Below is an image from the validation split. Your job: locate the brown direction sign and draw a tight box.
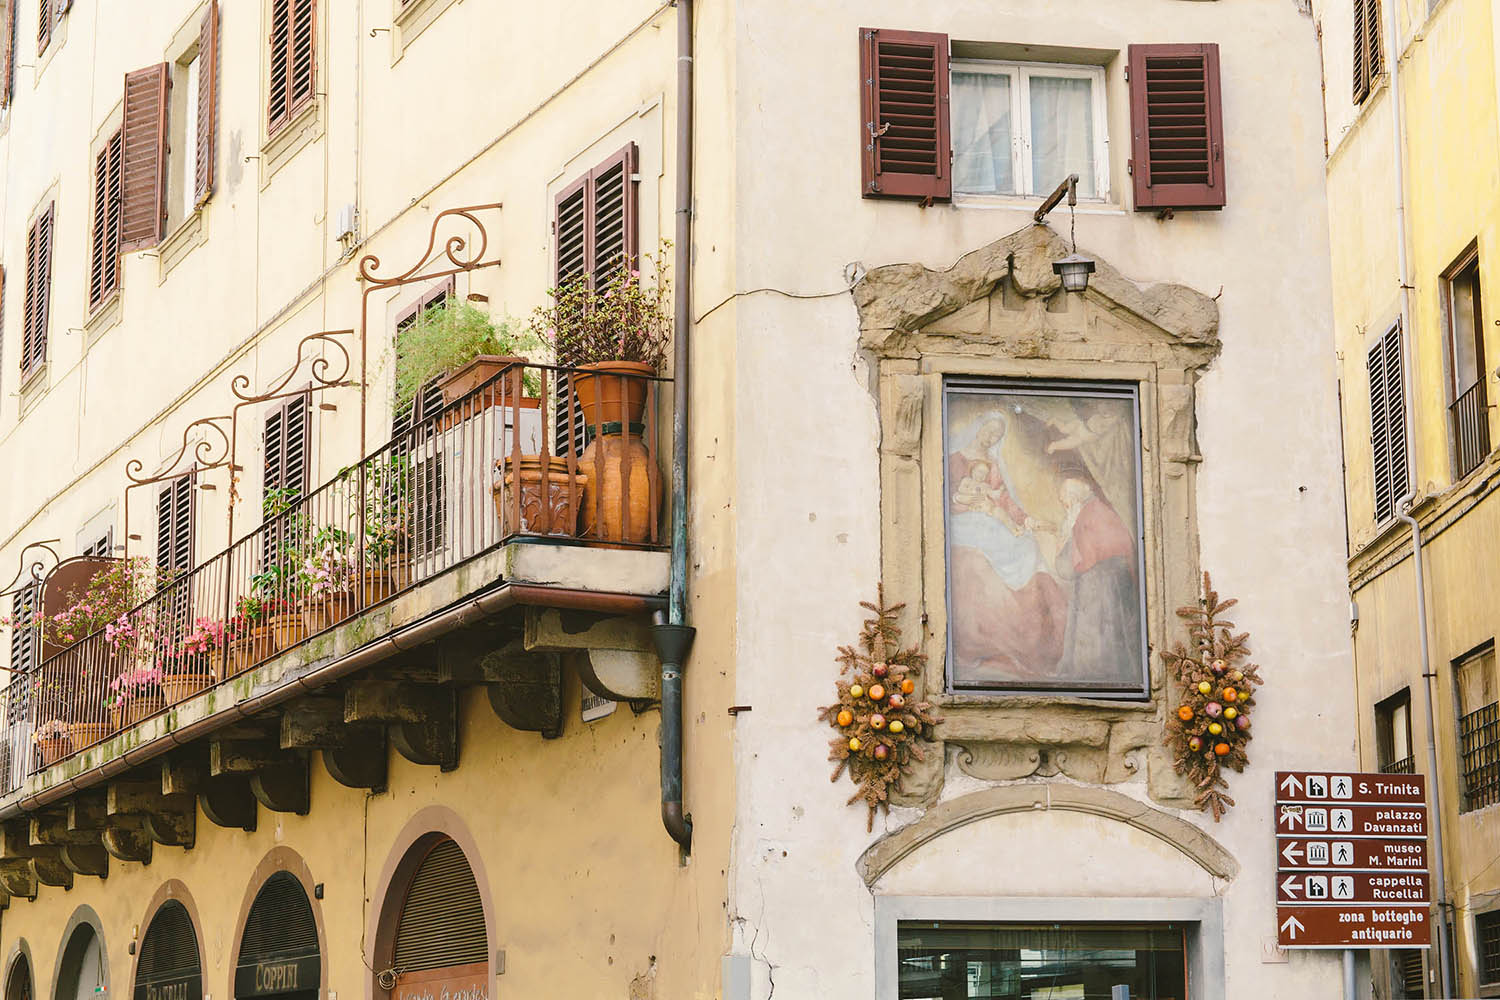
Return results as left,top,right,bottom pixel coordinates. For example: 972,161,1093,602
1274,802,1425,838
1278,837,1428,871
1277,870,1429,904
1276,771,1425,805
1276,905,1431,948
1274,772,1431,949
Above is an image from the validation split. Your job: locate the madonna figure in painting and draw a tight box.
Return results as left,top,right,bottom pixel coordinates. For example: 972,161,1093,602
945,382,1146,694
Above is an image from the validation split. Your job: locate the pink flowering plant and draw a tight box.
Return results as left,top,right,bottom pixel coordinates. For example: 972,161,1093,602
33,719,69,744
106,665,163,709
0,557,161,651
531,240,672,370
300,526,357,599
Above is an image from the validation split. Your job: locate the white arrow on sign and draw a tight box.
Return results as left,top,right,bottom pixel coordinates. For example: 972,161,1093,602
1278,809,1302,830
1281,914,1305,940
1280,774,1303,796
1281,875,1301,898
1281,841,1304,864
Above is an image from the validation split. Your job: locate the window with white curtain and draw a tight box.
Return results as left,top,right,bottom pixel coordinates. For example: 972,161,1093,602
951,60,1109,200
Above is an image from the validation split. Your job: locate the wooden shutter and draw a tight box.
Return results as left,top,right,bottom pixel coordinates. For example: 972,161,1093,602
0,265,6,375
1354,0,1383,104
268,0,315,134
1,0,16,107
858,28,951,201
21,204,53,377
195,1,219,205
157,474,194,573
35,0,48,53
1128,44,1226,211
1368,325,1409,523
393,838,487,973
9,584,39,677
265,393,311,497
120,64,170,251
88,129,124,311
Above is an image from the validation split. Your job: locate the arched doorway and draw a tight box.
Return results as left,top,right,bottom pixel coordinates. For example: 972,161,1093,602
5,952,33,1000
134,901,202,1000
54,925,104,1000
379,836,488,1000
234,873,320,1000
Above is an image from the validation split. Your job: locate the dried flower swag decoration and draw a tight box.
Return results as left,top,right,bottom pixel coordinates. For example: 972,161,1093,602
818,589,941,831
1161,572,1264,821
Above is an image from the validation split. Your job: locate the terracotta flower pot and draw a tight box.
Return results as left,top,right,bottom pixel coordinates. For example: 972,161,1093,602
360,569,395,607
125,692,165,726
492,456,586,536
67,722,113,749
223,635,255,677
438,356,540,431
162,674,214,705
36,736,70,766
302,591,356,635
579,431,659,544
267,612,307,652
572,361,654,429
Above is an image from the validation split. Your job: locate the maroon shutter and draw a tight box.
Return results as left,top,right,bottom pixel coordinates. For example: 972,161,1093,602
1364,0,1383,89
590,143,638,287
88,130,123,310
0,265,6,375
195,1,219,204
268,0,289,129
1352,0,1370,103
269,0,314,133
1128,43,1226,211
21,204,52,377
290,0,315,111
36,0,49,53
1,0,16,107
120,63,170,250
859,28,951,201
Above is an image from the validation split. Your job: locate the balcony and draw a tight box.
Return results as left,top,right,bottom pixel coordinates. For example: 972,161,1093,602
0,361,670,807
1450,378,1491,481
1380,756,1415,775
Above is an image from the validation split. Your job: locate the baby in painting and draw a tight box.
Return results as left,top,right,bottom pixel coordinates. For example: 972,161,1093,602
952,461,1022,534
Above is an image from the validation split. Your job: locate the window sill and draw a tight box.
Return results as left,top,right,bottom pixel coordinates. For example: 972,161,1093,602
953,191,1124,215
392,0,463,60
158,210,207,281
85,292,123,345
260,98,323,189
18,362,48,415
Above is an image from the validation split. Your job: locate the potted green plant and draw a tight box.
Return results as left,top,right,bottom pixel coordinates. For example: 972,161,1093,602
396,299,544,427
530,242,671,543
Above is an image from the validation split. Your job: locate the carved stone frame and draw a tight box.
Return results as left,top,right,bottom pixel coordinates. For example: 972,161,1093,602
855,225,1221,807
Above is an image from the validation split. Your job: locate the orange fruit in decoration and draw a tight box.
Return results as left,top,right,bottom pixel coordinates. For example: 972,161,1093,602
870,713,887,730
1223,688,1239,703
1214,743,1231,756
849,684,864,699
1177,705,1194,721
868,684,886,702
888,720,905,734
848,737,862,752
900,679,915,695
836,710,854,727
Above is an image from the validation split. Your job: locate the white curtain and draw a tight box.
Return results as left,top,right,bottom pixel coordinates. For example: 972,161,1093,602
1029,75,1095,197
952,71,1013,195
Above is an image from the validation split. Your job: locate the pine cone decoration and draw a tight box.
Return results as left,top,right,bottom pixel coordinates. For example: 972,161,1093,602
1161,572,1264,821
817,587,941,831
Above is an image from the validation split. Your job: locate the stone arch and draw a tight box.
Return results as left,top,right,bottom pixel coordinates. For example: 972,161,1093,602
130,881,206,1000
49,907,107,1000
856,784,1238,887
5,941,35,1000
226,847,329,1000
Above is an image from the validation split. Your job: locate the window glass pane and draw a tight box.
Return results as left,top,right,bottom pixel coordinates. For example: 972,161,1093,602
952,70,1014,195
1450,264,1481,393
1458,648,1497,717
897,922,1186,1000
1029,75,1096,198
1392,701,1410,761
180,55,200,223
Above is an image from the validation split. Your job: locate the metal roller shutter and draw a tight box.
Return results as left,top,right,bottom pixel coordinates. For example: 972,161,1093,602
136,901,202,1000
392,838,487,973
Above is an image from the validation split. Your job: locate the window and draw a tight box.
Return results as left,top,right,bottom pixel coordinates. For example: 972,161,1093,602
264,392,311,499
21,203,53,379
82,526,113,558
2,0,17,107
943,378,1147,697
1456,644,1499,812
1353,0,1384,104
392,279,454,436
267,0,316,135
1376,688,1414,774
897,922,1187,999
165,3,219,232
1444,246,1488,479
9,582,38,676
157,474,193,575
1368,323,1409,524
88,129,123,312
952,60,1108,199
1479,910,1500,989
1391,949,1425,998
36,0,53,55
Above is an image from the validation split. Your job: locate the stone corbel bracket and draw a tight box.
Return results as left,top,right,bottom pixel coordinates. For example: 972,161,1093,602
525,607,660,706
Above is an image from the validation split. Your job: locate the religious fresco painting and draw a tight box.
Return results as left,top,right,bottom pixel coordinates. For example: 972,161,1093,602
943,379,1147,695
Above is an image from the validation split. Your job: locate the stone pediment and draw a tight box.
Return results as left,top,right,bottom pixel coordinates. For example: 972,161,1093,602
855,224,1220,369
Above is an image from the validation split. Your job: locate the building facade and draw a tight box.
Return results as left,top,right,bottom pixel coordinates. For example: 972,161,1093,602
1316,0,1500,993
0,1,1356,999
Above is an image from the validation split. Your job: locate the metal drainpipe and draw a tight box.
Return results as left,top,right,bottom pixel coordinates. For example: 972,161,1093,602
1397,509,1454,998
1382,0,1454,989
652,0,696,852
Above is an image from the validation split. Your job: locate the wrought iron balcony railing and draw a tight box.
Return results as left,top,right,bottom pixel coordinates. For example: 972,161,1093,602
1,361,667,790
1380,756,1415,775
1450,378,1491,481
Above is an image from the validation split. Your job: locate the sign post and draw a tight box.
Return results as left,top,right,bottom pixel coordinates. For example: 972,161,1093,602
1275,772,1430,999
